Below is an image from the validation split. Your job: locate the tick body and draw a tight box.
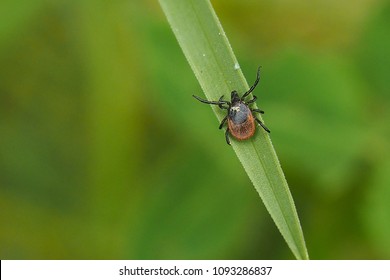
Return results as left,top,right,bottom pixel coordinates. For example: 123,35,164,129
228,101,256,140
193,66,270,145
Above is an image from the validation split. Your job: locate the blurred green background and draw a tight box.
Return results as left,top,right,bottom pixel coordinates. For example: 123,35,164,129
1,0,390,259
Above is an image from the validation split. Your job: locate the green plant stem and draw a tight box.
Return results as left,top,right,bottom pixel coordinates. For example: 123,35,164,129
159,0,309,259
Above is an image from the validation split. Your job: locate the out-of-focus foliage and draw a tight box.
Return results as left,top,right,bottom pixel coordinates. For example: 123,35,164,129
0,0,389,259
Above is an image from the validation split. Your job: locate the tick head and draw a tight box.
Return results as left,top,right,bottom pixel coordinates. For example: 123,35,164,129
231,90,240,104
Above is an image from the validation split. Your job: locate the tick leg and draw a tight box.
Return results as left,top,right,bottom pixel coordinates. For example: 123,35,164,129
251,108,264,114
193,95,229,106
255,118,270,133
218,95,230,109
225,128,231,145
245,95,257,105
219,116,228,129
241,66,261,100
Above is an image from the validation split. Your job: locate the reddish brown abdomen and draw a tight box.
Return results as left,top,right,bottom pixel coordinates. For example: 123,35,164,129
228,113,255,140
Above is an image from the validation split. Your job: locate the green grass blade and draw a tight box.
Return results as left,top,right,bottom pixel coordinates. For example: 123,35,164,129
159,0,309,260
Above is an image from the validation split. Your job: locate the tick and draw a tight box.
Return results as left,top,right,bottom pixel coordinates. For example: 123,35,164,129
193,66,270,145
